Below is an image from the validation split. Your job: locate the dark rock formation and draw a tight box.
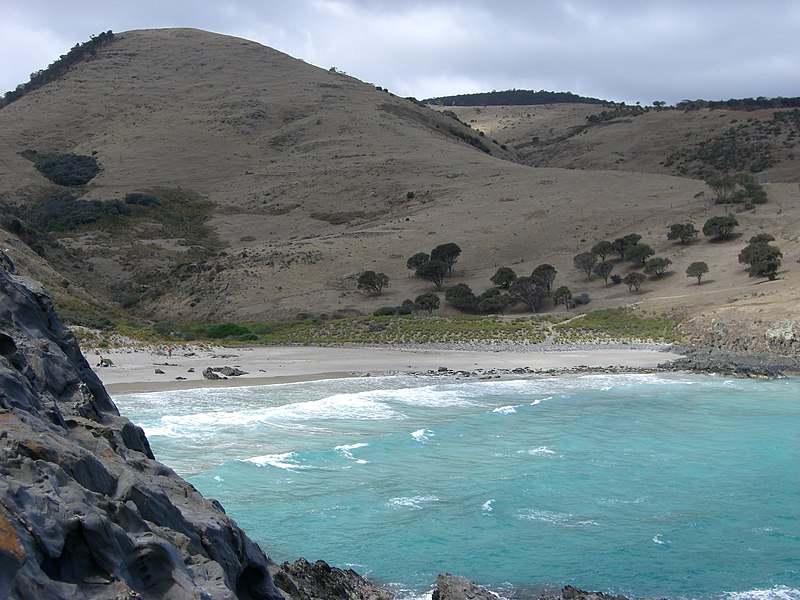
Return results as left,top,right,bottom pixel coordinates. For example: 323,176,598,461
272,558,394,600
432,573,497,600
660,346,800,378
0,258,285,599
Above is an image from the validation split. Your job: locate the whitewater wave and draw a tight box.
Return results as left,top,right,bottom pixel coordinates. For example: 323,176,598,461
516,509,598,528
725,587,800,600
493,405,518,414
244,452,308,471
482,499,495,513
411,428,433,442
335,442,369,463
388,496,439,510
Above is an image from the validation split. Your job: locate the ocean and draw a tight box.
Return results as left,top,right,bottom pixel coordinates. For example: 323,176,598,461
115,373,800,600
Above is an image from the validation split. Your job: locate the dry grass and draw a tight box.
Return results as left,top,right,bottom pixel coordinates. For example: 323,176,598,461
0,28,797,342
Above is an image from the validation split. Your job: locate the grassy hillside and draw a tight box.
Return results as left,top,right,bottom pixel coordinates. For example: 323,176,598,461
0,29,797,347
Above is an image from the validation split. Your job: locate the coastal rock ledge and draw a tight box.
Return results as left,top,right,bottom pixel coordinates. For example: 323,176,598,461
0,262,285,598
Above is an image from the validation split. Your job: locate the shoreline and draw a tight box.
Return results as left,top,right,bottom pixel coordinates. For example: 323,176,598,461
86,343,684,395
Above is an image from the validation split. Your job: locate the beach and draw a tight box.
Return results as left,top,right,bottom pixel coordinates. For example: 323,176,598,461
86,344,684,394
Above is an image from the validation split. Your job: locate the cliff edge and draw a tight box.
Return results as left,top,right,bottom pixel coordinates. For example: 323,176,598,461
0,254,285,599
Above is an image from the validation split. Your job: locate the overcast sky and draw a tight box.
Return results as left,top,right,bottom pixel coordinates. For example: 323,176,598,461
1,0,798,105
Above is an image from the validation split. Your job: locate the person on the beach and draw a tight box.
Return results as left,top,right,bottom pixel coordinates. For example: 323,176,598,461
168,347,173,358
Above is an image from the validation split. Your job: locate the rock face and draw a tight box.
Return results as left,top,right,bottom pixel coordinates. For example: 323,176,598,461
0,259,285,599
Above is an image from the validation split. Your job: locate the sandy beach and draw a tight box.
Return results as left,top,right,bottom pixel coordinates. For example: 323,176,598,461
86,344,684,395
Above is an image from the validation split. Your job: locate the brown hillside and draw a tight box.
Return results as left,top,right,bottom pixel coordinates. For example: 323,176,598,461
0,28,797,340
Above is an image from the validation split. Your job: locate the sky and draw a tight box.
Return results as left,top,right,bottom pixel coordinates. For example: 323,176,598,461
1,0,798,105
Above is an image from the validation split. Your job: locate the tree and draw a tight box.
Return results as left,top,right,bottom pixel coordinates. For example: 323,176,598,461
531,264,557,292
643,257,672,278
592,261,614,284
702,216,739,241
573,252,597,279
445,283,479,310
553,286,572,309
357,271,389,295
747,233,775,245
431,243,461,276
611,233,641,259
415,260,448,290
591,241,614,262
739,240,782,281
686,261,709,284
623,243,655,266
623,272,646,293
706,175,736,203
415,292,440,314
509,276,548,312
478,293,513,314
667,223,698,244
490,267,517,289
406,252,429,272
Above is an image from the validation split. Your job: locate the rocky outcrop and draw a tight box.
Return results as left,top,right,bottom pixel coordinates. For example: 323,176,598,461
272,558,393,600
0,258,285,599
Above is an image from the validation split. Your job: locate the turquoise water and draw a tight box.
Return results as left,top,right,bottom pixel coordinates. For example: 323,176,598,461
115,373,800,600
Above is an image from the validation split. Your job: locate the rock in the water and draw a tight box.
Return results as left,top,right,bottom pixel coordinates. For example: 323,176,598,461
432,573,497,600
273,557,394,600
0,260,284,599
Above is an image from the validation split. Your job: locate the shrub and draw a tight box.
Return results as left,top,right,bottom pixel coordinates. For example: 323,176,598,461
373,306,397,316
34,154,100,186
124,192,161,207
206,323,251,339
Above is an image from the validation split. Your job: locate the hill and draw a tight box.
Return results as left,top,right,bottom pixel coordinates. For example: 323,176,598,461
0,28,797,350
423,89,607,106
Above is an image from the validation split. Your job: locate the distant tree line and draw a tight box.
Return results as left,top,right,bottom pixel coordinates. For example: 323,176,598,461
676,97,800,112
1,31,115,108
424,89,607,107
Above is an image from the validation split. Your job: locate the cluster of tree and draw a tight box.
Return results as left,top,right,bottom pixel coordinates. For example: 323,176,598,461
706,173,767,205
574,233,676,294
738,234,783,281
586,105,647,124
25,153,101,186
373,293,440,316
27,190,131,232
1,31,115,107
424,89,606,107
444,263,585,314
675,97,800,111
407,243,462,290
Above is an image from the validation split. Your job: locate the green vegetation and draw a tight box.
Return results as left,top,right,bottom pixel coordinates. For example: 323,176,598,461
28,153,101,186
686,261,709,284
2,31,115,107
424,89,607,106
623,272,646,293
490,267,517,289
702,216,739,241
738,235,782,281
592,261,614,284
554,308,681,343
357,271,389,295
27,190,129,232
667,223,698,244
573,252,597,279
623,243,655,266
643,257,672,278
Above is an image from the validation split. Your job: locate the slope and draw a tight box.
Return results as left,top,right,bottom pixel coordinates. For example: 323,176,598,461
0,29,797,343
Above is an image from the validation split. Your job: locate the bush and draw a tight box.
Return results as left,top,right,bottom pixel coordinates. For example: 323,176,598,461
206,323,251,339
572,292,591,306
28,191,131,232
373,306,397,316
124,192,161,207
34,154,100,185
